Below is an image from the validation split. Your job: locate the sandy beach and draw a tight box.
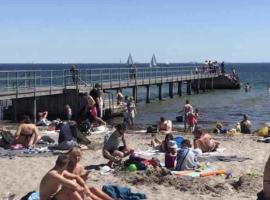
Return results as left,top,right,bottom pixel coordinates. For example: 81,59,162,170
0,124,269,200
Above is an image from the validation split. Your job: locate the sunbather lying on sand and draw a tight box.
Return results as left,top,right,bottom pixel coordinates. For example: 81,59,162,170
39,154,90,200
67,147,113,200
193,128,219,153
103,124,133,167
151,133,174,153
14,115,42,148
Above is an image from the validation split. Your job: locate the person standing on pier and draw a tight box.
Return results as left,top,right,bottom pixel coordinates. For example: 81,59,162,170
179,100,193,132
90,83,102,118
70,65,78,85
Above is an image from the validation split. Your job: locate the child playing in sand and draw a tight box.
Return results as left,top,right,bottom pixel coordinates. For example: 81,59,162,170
39,154,90,200
66,147,113,200
165,140,178,169
103,124,133,167
151,133,174,153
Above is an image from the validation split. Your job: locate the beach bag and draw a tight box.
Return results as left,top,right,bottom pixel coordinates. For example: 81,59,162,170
258,127,269,137
1,131,14,145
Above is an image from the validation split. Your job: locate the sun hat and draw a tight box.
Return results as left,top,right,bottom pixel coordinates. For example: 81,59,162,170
169,140,177,149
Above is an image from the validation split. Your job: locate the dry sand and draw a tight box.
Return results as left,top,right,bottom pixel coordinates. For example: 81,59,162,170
0,124,269,200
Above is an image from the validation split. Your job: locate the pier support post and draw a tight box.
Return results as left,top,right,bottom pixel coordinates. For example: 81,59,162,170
211,78,214,89
132,86,138,103
203,79,206,92
178,82,182,96
146,85,150,103
169,82,174,98
186,81,191,95
33,97,37,124
158,84,163,100
196,80,200,94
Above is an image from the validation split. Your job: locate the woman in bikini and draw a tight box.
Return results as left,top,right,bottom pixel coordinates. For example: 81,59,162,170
14,115,42,148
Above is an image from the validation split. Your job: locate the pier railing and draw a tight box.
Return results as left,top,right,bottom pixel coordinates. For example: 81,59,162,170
0,66,220,95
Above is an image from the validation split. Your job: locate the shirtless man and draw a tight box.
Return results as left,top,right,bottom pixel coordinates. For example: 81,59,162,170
67,147,113,200
179,100,193,132
193,128,219,153
40,154,91,200
14,115,42,147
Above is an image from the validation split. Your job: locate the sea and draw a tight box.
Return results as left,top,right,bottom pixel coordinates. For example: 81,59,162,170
0,63,269,130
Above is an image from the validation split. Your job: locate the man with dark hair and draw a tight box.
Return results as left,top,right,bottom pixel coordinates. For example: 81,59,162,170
40,154,91,200
103,124,132,167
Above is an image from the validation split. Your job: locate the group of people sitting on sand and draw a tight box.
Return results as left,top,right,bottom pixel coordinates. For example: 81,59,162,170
40,147,113,200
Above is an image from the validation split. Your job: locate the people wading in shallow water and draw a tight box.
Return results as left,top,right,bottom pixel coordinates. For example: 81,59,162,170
179,100,193,132
244,82,251,92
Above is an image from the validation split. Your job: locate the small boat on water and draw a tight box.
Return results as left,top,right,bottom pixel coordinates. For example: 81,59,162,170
149,54,158,68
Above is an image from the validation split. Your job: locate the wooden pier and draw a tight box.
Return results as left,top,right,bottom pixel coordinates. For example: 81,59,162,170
0,66,239,121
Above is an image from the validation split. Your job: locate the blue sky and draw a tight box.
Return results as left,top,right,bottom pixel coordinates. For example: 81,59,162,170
0,0,269,63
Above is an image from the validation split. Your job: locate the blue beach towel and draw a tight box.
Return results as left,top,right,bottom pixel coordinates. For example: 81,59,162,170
102,185,147,200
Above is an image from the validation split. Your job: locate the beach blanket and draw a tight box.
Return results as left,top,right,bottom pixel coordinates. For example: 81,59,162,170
102,185,147,200
198,155,252,163
0,145,63,159
134,148,165,157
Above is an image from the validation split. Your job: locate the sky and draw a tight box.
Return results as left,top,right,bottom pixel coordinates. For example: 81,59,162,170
0,0,270,63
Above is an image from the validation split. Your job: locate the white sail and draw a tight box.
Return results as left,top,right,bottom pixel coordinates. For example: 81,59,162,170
149,54,157,67
127,53,133,66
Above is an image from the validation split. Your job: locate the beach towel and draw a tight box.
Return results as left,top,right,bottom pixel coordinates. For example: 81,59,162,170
198,155,252,163
102,185,147,200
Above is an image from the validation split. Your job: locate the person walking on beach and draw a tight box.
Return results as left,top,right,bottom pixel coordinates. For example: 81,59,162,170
179,100,193,132
128,97,137,129
116,89,124,105
70,65,78,85
90,83,102,118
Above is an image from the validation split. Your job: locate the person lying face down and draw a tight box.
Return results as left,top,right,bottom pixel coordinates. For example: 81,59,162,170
66,147,113,200
14,115,42,148
39,154,88,200
193,128,220,153
103,124,133,167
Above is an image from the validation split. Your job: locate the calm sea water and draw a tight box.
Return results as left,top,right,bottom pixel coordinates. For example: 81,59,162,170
0,63,269,129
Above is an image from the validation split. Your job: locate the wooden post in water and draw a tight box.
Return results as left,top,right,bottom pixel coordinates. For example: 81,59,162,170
146,85,150,103
158,84,163,100
196,79,200,94
211,77,214,89
178,82,182,96
187,81,191,95
203,79,207,92
169,82,174,98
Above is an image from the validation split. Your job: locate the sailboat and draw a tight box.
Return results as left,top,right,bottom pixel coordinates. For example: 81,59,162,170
149,54,157,67
127,53,133,66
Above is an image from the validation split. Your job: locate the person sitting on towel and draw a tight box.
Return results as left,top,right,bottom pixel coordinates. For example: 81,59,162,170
158,117,172,134
103,124,133,167
36,111,51,126
240,114,252,134
39,154,90,200
193,127,219,153
175,139,198,171
14,115,42,148
151,133,174,153
66,147,113,200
